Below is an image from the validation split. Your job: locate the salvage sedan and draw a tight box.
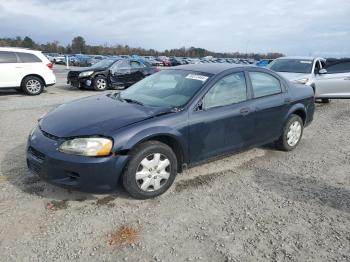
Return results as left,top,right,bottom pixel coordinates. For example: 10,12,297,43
67,58,157,91
27,64,314,199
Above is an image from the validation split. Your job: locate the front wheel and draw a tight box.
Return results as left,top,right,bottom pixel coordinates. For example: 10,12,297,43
93,76,108,91
276,114,304,151
122,141,178,199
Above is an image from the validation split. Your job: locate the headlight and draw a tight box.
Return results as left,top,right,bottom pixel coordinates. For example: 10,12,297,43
79,71,94,77
59,137,113,156
293,78,309,84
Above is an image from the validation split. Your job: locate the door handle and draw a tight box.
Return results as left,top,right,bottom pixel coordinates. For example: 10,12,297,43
240,108,250,116
344,77,350,80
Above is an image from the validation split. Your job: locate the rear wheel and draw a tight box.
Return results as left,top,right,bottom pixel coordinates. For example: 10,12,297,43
276,114,303,151
21,76,44,95
93,76,108,91
122,141,177,199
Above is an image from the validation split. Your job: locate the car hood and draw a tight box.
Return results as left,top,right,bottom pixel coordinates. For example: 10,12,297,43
40,94,171,138
276,72,310,81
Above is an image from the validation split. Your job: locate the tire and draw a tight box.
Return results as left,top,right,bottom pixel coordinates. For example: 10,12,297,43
21,76,44,95
122,141,178,199
320,98,330,103
93,75,108,91
276,114,304,151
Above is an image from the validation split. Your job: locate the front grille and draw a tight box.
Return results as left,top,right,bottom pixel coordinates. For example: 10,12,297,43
27,159,41,175
68,71,80,79
28,146,45,161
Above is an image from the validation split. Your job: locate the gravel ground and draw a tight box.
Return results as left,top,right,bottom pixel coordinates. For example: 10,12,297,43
0,65,349,261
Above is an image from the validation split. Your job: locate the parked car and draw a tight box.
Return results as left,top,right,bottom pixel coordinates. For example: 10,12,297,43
67,58,157,91
48,53,65,64
256,59,274,67
71,54,92,67
28,64,314,198
267,56,349,103
0,47,55,95
157,56,171,66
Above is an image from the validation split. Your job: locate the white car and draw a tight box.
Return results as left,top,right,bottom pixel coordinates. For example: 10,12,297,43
268,56,350,103
0,47,56,95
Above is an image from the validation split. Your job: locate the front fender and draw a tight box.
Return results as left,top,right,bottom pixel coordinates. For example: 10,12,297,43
113,125,189,163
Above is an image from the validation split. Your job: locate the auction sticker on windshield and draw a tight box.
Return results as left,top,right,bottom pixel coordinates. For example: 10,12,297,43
186,74,209,82
300,61,312,64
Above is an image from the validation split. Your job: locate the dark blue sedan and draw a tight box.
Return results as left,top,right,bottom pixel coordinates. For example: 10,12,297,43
27,64,315,199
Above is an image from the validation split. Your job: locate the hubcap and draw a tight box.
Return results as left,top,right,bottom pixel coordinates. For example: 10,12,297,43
26,79,41,93
135,153,171,192
96,79,107,90
287,121,302,147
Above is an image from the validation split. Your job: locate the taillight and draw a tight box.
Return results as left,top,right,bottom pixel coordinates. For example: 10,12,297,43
47,63,53,70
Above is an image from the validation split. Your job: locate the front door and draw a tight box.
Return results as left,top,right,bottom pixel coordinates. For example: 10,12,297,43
0,51,20,88
188,72,255,163
315,61,350,98
109,60,132,88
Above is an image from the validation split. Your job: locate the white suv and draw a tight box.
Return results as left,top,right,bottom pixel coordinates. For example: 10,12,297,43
0,47,56,95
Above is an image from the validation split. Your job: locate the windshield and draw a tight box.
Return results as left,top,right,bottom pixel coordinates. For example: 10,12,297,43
119,69,211,108
91,59,117,68
268,59,313,73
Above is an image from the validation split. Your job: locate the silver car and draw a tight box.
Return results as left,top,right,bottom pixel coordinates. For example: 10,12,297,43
268,56,350,103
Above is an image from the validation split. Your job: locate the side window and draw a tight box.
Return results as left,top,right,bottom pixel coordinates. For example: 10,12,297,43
326,62,350,74
0,51,18,63
16,52,42,63
110,60,130,72
130,61,144,69
249,72,281,98
203,72,247,109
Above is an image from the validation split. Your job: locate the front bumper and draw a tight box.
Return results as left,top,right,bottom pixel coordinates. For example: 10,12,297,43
26,127,129,193
67,76,92,88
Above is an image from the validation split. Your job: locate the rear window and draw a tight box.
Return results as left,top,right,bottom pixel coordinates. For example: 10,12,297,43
0,51,18,63
249,72,282,98
16,52,42,63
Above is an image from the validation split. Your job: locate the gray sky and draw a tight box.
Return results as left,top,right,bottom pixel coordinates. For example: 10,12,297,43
0,0,349,56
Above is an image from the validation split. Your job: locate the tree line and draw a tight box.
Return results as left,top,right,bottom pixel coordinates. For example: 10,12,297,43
0,36,283,59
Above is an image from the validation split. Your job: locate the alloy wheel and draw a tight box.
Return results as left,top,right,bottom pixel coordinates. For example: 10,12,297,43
96,78,107,90
26,79,41,94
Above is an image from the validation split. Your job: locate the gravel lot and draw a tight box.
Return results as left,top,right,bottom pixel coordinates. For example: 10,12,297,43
0,65,349,261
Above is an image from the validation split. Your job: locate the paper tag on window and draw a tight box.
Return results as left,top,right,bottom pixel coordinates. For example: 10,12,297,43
186,74,208,82
300,61,312,64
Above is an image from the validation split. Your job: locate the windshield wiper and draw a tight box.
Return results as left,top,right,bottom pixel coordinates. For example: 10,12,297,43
123,98,144,106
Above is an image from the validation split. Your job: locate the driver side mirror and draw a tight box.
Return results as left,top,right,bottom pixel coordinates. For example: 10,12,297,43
319,68,327,74
195,100,204,111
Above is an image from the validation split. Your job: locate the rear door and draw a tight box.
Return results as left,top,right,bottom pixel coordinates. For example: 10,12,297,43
0,51,20,88
109,60,132,87
247,70,290,144
129,60,146,85
15,52,44,86
314,61,350,98
188,71,255,163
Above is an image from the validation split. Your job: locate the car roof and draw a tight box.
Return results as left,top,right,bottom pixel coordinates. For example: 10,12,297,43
276,56,324,60
0,47,41,53
171,63,250,74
